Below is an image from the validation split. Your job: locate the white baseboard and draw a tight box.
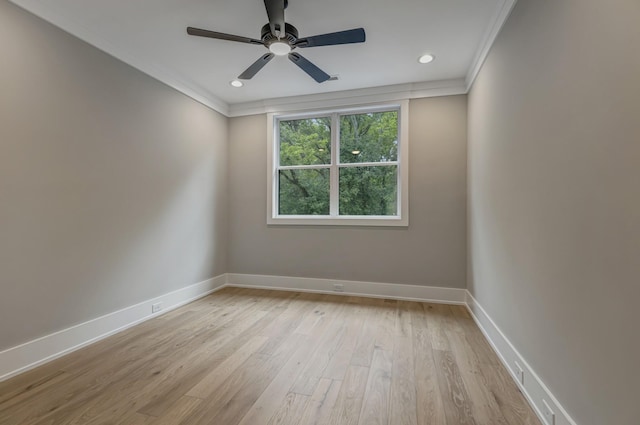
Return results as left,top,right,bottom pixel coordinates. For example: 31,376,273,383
226,273,466,305
0,273,463,383
0,274,227,382
465,291,577,425
1,272,573,425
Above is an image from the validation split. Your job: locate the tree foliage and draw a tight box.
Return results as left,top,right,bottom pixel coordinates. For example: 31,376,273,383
339,112,398,163
278,111,398,216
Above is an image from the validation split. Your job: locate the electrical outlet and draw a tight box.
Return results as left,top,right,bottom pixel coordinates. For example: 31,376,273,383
514,361,525,385
542,399,556,425
333,283,344,292
152,302,163,313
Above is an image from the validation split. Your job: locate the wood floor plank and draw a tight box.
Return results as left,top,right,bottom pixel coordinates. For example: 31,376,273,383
351,299,385,367
373,300,397,351
389,332,417,424
424,303,452,351
328,366,369,425
44,330,229,425
412,328,446,425
395,300,413,338
179,333,307,425
295,305,327,335
450,304,473,320
447,330,509,425
0,289,541,425
61,294,278,424
58,292,250,380
479,358,540,425
151,396,202,425
452,314,501,367
127,413,155,425
137,293,295,417
0,369,69,410
0,371,75,425
52,310,196,378
322,303,366,380
267,392,310,425
388,301,418,425
298,378,342,425
357,348,393,425
433,349,477,425
237,328,329,425
122,312,271,418
186,335,269,399
258,292,312,351
2,349,165,425
290,302,350,395
24,292,287,425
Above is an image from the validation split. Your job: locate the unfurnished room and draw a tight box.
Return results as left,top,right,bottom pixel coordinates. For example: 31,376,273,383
0,0,638,424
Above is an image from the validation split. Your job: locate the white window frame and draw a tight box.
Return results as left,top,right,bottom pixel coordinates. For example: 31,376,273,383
267,100,409,226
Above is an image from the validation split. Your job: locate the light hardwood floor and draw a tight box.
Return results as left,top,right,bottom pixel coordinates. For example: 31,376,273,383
0,288,541,425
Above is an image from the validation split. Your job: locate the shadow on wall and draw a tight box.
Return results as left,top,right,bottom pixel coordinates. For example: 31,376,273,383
0,0,228,351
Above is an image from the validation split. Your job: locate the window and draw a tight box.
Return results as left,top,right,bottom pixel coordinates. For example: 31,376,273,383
267,101,409,226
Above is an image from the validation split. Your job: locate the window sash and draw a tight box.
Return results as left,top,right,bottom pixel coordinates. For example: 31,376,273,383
278,162,398,171
268,101,409,226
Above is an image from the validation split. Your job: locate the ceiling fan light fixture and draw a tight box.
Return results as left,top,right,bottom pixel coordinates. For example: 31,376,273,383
269,41,292,56
230,79,244,87
187,1,366,82
418,54,435,64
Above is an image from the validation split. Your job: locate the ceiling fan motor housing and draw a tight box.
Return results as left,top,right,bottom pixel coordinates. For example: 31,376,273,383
186,0,365,83
261,22,298,47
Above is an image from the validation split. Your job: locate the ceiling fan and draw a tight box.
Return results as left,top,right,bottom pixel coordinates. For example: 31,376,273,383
186,0,366,83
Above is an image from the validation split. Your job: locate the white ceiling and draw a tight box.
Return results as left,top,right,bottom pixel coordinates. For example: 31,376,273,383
10,0,515,116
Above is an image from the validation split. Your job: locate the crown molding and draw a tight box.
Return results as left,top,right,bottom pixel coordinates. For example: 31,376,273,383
465,0,518,91
11,0,516,117
9,0,230,116
228,79,467,117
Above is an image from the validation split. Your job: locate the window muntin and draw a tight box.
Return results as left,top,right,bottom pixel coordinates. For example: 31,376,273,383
268,102,408,226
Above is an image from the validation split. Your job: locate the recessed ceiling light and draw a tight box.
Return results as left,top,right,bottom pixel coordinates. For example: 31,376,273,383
269,41,292,56
230,80,243,88
351,150,361,155
418,54,435,64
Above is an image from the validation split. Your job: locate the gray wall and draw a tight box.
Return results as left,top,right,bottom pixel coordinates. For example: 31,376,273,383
228,96,467,287
468,1,640,424
0,2,228,350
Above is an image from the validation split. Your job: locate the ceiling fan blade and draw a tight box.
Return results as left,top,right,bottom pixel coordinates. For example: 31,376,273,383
263,0,286,38
186,27,263,45
288,52,330,83
295,28,366,48
238,53,275,80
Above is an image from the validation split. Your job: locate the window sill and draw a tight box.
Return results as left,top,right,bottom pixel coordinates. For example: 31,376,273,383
267,215,409,227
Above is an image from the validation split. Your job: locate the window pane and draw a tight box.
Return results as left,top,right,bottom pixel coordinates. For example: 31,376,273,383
279,117,331,166
279,168,330,215
340,111,398,164
339,166,397,216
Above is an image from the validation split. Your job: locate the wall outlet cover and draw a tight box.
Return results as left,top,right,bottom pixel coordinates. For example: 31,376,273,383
542,399,556,425
514,361,525,385
333,283,345,292
151,302,163,313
